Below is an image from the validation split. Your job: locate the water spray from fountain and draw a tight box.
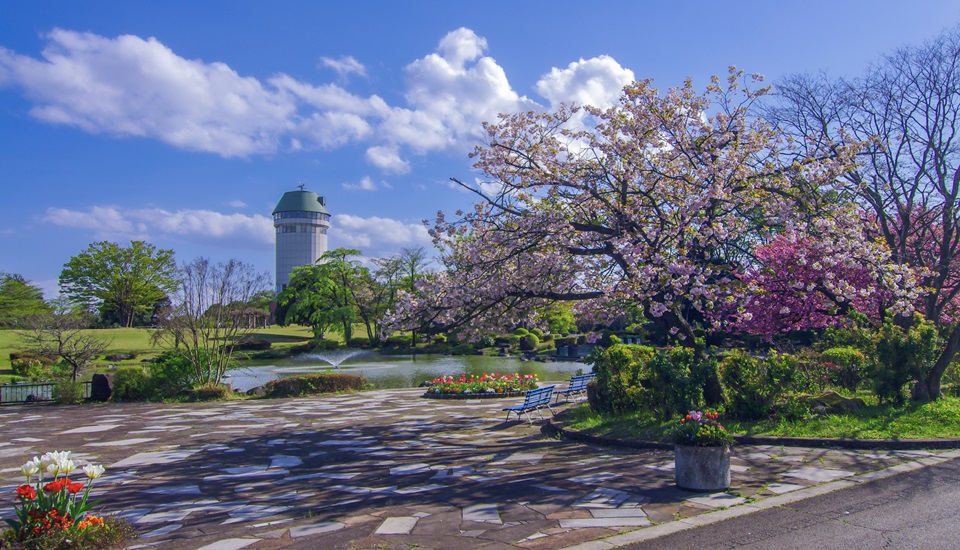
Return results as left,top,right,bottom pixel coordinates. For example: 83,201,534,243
299,349,368,369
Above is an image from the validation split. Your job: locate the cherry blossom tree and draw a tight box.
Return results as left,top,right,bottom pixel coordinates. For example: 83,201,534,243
725,218,917,338
770,26,960,399
389,68,903,345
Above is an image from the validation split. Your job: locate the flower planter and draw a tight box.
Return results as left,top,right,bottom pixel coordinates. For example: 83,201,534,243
422,391,526,399
674,444,730,491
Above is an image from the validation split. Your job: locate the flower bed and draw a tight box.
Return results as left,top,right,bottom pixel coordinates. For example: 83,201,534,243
422,373,539,398
2,450,135,549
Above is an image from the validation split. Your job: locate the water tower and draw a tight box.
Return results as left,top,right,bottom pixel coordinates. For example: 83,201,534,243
273,185,330,293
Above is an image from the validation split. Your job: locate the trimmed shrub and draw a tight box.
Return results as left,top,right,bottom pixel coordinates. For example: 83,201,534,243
383,335,412,348
519,333,540,351
587,344,656,414
290,343,314,354
312,338,341,351
111,367,150,402
189,383,233,401
347,337,372,348
512,327,530,336
821,346,867,392
529,328,544,339
264,373,367,398
642,347,718,419
231,339,271,351
720,350,806,420
52,380,85,405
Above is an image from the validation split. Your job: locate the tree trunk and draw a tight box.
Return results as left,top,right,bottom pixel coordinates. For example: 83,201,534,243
916,324,960,401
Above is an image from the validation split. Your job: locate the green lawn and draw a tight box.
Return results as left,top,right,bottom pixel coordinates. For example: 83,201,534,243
562,397,960,441
0,325,318,381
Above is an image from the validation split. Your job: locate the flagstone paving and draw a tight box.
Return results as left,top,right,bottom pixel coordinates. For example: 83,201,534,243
0,388,956,550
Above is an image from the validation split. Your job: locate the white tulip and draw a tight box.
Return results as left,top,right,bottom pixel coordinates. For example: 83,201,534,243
83,464,105,479
20,461,39,478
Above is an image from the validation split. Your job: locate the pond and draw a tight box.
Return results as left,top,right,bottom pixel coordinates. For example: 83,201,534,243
225,352,589,393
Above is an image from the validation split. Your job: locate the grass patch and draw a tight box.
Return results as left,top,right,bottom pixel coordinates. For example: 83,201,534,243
0,325,318,383
562,396,960,441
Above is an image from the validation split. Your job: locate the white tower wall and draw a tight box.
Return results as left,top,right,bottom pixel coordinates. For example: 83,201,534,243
273,189,331,293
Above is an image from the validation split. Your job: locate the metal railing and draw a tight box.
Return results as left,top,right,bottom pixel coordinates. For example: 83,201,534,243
0,381,93,404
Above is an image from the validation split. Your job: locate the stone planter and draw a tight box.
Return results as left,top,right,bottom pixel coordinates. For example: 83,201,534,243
674,444,731,491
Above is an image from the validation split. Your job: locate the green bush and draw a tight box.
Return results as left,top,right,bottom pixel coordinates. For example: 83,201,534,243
587,344,656,414
189,383,233,401
720,350,806,420
311,338,341,351
512,327,530,336
519,333,540,351
231,339,272,351
10,358,46,379
147,351,196,399
52,380,85,405
383,335,412,348
870,315,939,404
347,337,372,348
529,328,544,339
264,373,367,398
821,346,867,392
111,366,150,402
643,347,719,419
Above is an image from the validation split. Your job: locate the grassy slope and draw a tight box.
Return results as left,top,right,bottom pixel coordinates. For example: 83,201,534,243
563,397,960,441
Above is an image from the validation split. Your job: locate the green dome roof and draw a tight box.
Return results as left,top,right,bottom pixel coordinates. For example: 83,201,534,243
272,190,329,215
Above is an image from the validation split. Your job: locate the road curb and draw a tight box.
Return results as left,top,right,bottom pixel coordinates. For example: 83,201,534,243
554,436,960,549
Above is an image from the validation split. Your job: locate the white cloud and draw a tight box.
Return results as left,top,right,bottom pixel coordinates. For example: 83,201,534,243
44,206,141,237
227,200,247,208
535,55,634,109
319,55,366,78
0,29,295,157
328,214,431,257
342,176,379,191
395,27,537,153
0,27,634,174
41,205,273,247
365,145,410,173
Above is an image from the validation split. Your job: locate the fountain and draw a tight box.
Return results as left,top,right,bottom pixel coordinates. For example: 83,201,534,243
227,352,585,393
299,349,367,369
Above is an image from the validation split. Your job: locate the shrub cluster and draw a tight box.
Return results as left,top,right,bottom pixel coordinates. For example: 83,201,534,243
231,339,272,351
264,373,366,398
108,351,198,402
589,344,810,421
719,350,810,420
51,380,86,405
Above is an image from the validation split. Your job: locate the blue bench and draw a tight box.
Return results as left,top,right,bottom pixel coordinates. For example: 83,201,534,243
554,373,596,404
503,385,556,423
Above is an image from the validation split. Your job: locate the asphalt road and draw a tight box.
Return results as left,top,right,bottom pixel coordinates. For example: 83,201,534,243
621,456,960,549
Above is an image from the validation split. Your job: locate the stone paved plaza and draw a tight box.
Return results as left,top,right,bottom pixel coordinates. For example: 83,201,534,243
0,388,955,549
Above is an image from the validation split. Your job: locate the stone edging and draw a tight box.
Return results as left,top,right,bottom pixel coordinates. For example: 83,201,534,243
421,391,526,400
545,421,960,450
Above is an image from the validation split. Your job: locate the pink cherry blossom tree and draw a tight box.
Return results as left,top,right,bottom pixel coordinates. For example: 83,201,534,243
388,68,906,348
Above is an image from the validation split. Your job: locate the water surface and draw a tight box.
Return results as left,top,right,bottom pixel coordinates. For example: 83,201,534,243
226,353,588,392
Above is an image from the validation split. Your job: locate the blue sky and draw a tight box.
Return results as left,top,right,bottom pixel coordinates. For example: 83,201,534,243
2,1,959,297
